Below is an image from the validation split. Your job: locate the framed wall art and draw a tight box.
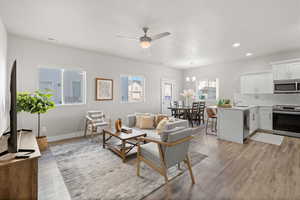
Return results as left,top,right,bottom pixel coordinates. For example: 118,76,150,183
96,78,113,101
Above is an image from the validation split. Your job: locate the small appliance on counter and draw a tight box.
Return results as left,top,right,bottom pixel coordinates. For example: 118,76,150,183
273,105,300,138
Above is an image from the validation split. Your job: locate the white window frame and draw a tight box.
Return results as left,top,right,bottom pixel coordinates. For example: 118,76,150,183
197,78,219,102
120,74,146,103
38,67,86,106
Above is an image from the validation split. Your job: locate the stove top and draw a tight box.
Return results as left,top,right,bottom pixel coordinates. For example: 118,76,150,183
273,105,300,112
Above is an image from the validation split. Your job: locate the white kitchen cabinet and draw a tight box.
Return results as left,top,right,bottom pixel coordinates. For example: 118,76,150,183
289,63,300,79
258,107,272,130
240,72,273,94
249,107,259,134
273,64,291,80
273,62,300,80
241,75,254,94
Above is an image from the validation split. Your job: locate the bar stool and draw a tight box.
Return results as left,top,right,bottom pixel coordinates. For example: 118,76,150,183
206,108,217,135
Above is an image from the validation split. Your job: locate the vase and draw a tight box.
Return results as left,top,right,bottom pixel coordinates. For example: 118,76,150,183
115,118,122,132
36,136,48,151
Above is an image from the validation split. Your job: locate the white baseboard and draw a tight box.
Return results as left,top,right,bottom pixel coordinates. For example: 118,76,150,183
47,131,85,142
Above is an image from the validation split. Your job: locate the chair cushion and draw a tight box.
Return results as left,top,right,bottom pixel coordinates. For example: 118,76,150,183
140,143,161,165
139,116,155,129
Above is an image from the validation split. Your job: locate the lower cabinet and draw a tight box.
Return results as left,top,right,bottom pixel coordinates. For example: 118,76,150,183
249,107,259,134
258,107,273,130
249,106,272,134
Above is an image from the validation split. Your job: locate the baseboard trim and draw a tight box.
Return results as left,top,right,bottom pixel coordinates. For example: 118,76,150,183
47,131,85,142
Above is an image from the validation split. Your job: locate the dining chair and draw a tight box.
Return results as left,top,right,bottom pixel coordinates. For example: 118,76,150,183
137,127,195,186
170,101,178,117
197,101,206,124
189,102,200,127
205,108,217,135
174,101,185,119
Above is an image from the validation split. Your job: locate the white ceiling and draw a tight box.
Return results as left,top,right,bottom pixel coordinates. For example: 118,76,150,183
0,0,300,69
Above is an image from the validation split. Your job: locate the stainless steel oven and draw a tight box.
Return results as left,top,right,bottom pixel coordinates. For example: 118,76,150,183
273,105,300,138
273,80,298,94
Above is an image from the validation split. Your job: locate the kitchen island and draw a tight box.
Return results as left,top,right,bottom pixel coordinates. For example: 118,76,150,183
217,105,272,144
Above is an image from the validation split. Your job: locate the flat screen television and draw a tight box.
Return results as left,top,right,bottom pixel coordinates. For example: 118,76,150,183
0,60,34,158
0,60,18,156
7,60,18,153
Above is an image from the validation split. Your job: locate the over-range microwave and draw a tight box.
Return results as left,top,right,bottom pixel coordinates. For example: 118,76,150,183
273,79,300,94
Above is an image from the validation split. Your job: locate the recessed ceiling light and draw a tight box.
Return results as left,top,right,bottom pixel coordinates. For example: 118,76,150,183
48,37,56,41
232,43,241,47
246,53,253,57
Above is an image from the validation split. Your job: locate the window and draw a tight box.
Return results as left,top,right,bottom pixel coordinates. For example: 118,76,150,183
197,79,219,101
39,68,86,105
121,75,145,103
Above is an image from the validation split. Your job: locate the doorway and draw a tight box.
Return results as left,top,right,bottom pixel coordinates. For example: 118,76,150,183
161,79,175,115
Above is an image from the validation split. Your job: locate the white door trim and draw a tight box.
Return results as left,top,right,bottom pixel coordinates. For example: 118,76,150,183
160,79,176,114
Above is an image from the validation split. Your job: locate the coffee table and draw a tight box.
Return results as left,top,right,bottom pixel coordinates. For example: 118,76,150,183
102,127,147,163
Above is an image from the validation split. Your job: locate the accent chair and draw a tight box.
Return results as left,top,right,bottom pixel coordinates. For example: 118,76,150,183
136,127,195,185
84,111,111,137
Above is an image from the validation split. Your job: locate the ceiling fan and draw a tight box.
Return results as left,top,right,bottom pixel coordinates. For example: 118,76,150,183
116,27,171,48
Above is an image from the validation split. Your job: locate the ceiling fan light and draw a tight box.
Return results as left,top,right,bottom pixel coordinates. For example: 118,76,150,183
140,41,151,48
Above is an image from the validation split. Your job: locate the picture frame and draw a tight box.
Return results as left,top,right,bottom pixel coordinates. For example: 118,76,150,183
96,78,113,101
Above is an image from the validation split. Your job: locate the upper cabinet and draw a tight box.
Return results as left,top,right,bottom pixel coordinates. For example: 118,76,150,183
273,62,300,80
241,72,273,94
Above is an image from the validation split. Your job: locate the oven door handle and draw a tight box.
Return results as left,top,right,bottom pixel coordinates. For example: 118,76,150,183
273,110,300,115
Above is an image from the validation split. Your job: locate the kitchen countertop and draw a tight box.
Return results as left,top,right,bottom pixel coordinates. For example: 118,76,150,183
218,105,272,111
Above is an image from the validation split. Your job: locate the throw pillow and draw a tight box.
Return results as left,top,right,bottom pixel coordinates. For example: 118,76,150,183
140,116,155,129
135,113,152,128
156,118,168,134
155,114,169,127
135,115,143,128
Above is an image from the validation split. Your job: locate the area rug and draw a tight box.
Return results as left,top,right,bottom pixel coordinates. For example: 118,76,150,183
50,138,207,200
250,132,284,146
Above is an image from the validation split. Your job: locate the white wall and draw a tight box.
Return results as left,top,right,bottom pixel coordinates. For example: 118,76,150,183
184,50,300,102
0,18,7,136
7,35,183,137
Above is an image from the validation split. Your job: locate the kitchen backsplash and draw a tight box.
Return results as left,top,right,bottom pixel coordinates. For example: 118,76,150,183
234,93,300,106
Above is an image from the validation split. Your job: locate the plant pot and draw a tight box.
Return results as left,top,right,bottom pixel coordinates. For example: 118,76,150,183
36,136,48,151
218,104,232,108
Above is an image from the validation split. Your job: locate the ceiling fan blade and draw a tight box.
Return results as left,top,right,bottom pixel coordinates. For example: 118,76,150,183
151,32,171,41
116,35,139,41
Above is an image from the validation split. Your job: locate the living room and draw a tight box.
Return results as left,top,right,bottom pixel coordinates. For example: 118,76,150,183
1,1,300,200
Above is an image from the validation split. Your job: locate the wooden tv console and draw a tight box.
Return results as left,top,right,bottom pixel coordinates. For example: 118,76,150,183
0,132,41,200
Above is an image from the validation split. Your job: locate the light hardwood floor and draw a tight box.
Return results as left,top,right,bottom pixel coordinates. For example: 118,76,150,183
145,132,300,200
39,129,300,200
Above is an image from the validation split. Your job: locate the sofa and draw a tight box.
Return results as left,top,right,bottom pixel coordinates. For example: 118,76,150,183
126,113,189,139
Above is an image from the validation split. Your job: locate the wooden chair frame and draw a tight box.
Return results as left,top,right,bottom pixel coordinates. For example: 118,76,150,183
137,136,195,185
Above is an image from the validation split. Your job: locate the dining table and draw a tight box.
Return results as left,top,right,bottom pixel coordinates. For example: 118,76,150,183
168,105,218,120
167,106,195,120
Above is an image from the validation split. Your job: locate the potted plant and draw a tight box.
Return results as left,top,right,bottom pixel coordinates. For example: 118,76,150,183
17,90,55,151
217,99,232,108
